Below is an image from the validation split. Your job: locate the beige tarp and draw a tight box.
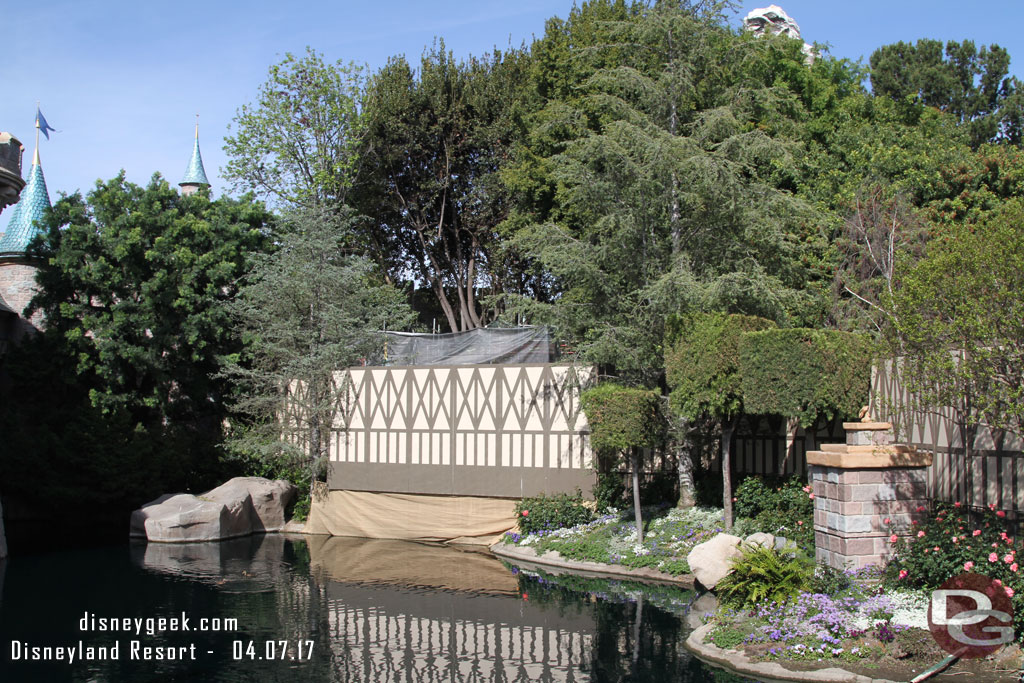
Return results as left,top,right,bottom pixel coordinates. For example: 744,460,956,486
306,535,519,595
305,489,517,545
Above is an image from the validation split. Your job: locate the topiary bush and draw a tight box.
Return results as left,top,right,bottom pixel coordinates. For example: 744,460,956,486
739,328,873,427
580,383,664,453
515,490,594,535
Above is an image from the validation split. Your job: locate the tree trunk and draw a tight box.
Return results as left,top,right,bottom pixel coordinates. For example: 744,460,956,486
722,416,736,530
675,416,696,508
779,416,800,476
631,449,644,545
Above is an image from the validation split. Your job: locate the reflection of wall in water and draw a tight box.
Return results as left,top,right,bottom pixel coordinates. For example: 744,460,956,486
324,582,594,682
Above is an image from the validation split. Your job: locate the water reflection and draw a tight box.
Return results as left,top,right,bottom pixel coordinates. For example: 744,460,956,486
0,535,750,682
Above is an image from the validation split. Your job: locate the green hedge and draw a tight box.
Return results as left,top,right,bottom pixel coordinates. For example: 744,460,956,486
580,383,663,453
664,312,776,420
738,328,873,426
515,491,593,534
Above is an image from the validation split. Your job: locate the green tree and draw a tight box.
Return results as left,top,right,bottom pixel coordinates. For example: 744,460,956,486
354,44,534,332
222,206,415,493
504,1,832,383
870,39,1024,147
223,47,367,207
2,174,271,524
665,313,775,529
29,173,270,447
580,383,663,543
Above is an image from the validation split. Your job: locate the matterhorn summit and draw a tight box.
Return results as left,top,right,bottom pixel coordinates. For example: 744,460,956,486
743,5,816,64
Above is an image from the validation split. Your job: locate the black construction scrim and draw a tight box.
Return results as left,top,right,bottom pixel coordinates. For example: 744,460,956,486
383,327,553,366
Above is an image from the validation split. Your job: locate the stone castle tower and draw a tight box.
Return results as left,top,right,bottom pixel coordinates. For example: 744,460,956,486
179,118,210,196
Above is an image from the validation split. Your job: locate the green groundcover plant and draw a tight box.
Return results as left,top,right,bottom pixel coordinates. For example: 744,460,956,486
884,501,1024,641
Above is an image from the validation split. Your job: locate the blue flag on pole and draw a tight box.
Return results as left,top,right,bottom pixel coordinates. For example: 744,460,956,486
36,107,56,139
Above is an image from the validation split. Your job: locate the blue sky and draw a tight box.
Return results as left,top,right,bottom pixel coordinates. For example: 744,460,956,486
3,1,1023,200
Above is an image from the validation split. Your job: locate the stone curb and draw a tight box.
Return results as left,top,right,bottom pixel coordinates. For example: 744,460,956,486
489,542,695,588
684,623,900,683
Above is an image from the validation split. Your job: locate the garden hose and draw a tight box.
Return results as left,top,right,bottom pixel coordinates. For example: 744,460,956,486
908,654,958,683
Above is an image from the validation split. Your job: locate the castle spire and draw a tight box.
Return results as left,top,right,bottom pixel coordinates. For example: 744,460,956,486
0,136,51,256
179,114,210,196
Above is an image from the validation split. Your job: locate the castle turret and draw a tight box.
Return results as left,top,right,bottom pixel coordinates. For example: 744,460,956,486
179,117,210,196
0,144,51,256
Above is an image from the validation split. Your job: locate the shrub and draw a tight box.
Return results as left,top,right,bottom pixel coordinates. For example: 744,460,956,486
716,544,813,608
592,470,625,512
884,501,1024,641
516,490,593,535
733,476,814,549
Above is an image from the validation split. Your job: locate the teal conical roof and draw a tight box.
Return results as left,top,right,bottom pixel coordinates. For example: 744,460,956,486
180,130,209,188
0,152,50,255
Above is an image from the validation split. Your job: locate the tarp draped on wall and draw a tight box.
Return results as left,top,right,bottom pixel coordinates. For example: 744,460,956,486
305,490,517,545
384,327,553,366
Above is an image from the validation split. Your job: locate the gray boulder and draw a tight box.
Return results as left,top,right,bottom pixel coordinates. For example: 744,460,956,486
686,533,742,590
743,532,775,550
205,477,295,532
130,477,297,543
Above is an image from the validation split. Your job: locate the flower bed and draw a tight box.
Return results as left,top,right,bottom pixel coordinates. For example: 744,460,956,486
704,584,930,663
502,506,725,576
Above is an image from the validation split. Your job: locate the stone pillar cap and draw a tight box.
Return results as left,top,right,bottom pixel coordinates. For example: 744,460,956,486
842,421,892,431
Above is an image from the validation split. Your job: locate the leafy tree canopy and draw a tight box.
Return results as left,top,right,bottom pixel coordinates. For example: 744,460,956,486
223,47,367,207
30,173,271,431
870,38,1024,147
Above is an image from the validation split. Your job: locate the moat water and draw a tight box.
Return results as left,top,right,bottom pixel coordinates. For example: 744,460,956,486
0,535,753,682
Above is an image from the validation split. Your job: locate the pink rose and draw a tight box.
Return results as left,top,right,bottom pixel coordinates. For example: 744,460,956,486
954,501,962,507
997,510,1007,518
964,561,975,571
973,529,982,537
1007,586,1015,598
808,493,814,499
917,505,927,513
898,569,908,579
989,553,999,563
521,510,529,517
883,518,891,525
890,534,899,543
917,530,926,538
1012,563,1019,572
934,547,940,552
1005,554,1015,564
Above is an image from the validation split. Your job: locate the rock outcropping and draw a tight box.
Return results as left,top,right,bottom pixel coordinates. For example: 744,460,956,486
130,477,297,543
743,5,816,64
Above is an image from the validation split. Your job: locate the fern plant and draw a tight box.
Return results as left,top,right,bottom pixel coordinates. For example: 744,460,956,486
716,544,813,608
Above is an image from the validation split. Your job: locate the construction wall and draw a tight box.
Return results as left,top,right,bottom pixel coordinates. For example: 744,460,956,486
327,364,596,499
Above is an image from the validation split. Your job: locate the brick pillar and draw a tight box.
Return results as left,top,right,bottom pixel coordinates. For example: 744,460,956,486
807,422,932,570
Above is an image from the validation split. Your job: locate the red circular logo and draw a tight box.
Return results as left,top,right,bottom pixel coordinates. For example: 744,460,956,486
927,572,1015,658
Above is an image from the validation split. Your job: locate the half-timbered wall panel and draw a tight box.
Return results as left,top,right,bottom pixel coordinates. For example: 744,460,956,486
872,360,1023,513
328,364,596,498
